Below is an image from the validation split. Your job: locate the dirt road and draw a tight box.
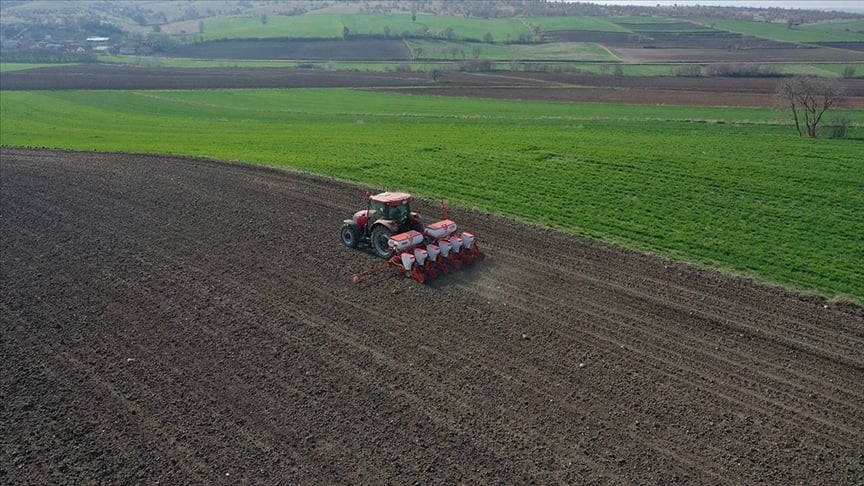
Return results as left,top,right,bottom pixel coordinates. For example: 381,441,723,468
2,148,862,483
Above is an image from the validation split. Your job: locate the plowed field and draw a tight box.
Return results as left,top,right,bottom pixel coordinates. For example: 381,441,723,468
2,148,862,484
3,64,864,108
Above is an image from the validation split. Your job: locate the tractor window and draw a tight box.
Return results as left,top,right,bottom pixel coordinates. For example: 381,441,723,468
392,203,409,223
369,201,388,221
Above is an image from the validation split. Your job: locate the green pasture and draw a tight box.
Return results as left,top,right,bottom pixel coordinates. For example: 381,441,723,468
710,19,864,43
520,16,631,33
609,16,683,25
162,13,652,42
164,13,532,42
346,14,526,41
799,19,864,35
98,55,302,68
168,14,345,40
0,62,67,72
771,63,863,78
1,89,861,303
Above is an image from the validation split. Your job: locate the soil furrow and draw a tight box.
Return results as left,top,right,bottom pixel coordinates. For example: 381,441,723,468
3,148,862,484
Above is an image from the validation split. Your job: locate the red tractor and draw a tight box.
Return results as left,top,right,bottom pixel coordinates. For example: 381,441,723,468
341,191,484,283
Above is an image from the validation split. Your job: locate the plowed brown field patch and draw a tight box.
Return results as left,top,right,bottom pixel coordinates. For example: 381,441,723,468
2,148,862,483
3,64,864,108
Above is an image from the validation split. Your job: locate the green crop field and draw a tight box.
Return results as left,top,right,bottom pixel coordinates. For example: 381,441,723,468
799,19,864,35
609,16,684,25
1,89,861,303
98,55,304,68
521,16,632,33
162,13,659,42
167,14,344,40
771,63,864,77
710,19,864,43
164,13,532,42
0,62,67,72
347,14,526,41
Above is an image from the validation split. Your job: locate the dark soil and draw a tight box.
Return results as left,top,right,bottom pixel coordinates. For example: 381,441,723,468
4,64,864,108
609,47,864,63
542,29,796,49
167,39,412,61
812,41,864,52
2,148,863,484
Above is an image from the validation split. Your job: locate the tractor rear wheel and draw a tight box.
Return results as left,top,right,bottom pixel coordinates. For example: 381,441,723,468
340,222,361,248
370,226,393,259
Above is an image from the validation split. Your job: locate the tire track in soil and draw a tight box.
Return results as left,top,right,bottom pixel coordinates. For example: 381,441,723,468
471,273,863,450
2,148,863,484
479,252,864,434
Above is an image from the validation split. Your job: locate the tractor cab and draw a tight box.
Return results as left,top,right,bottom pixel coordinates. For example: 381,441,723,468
368,191,414,227
341,191,422,259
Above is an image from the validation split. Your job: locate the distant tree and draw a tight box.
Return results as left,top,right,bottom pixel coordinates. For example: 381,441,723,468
430,69,440,82
828,115,850,139
472,46,482,59
776,76,845,138
786,18,794,29
152,24,161,33
383,25,391,38
842,65,855,78
412,9,417,23
443,26,454,40
414,46,423,60
483,32,493,43
342,25,350,39
529,23,542,41
198,20,204,34
261,14,268,25
671,65,702,77
613,65,624,76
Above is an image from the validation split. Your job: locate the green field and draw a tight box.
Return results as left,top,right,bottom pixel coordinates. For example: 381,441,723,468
1,89,861,303
799,19,864,35
0,62,69,72
167,14,344,40
521,16,632,33
710,19,864,43
164,13,534,42
162,13,674,42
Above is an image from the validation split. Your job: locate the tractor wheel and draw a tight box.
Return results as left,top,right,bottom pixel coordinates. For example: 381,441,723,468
370,226,393,259
340,222,361,248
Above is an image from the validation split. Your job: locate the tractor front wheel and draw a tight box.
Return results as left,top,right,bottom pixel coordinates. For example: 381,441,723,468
370,226,394,259
340,222,361,248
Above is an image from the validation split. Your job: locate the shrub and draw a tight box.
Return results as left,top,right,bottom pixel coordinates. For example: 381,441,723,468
828,115,850,139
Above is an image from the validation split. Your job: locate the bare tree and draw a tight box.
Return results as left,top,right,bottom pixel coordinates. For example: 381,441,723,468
776,76,845,138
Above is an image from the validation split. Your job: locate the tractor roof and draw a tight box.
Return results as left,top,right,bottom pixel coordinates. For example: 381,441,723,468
370,191,413,207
